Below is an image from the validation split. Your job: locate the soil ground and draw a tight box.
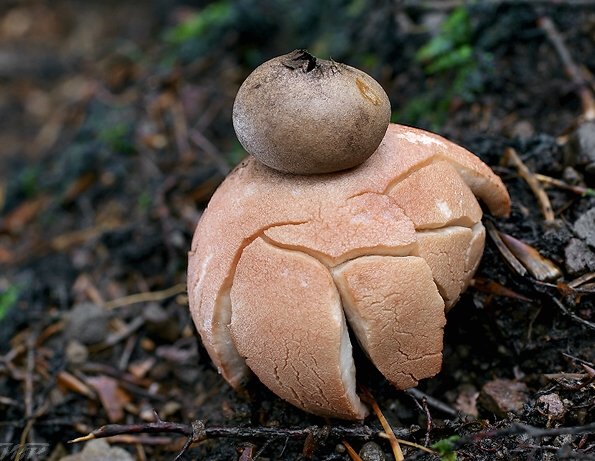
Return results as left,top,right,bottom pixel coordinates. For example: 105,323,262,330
1,2,595,460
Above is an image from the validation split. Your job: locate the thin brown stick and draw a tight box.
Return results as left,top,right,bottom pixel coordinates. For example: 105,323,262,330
360,387,404,461
503,148,556,225
171,99,191,159
70,420,385,445
485,220,528,277
551,296,595,331
69,416,595,460
455,421,595,447
96,434,175,445
406,388,458,418
421,398,433,447
568,272,595,289
88,316,145,352
24,336,35,420
172,435,194,461
538,16,595,120
15,335,38,461
377,434,437,455
189,129,232,176
535,173,595,197
342,440,363,461
104,283,187,310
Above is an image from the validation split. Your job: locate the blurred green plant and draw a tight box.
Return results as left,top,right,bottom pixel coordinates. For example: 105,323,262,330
18,165,41,199
432,435,459,461
397,7,491,130
0,285,19,322
160,0,393,70
416,8,474,74
226,140,248,167
137,191,152,212
165,1,234,45
98,122,135,155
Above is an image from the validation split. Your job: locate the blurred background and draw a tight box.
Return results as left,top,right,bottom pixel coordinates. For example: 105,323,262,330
1,0,592,260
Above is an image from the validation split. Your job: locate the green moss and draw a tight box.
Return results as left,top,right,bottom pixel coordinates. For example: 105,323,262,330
398,7,490,130
432,435,460,461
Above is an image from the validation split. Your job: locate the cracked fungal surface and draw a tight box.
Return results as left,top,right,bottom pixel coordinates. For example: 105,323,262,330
187,123,511,420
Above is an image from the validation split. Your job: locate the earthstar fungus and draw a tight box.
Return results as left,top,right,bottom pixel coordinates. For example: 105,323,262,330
188,50,511,420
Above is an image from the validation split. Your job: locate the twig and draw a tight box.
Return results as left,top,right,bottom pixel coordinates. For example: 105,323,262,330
568,272,595,289
406,388,458,419
14,334,38,461
172,432,194,461
455,421,595,447
104,283,187,310
421,399,433,447
189,129,232,176
360,386,404,461
119,335,137,371
377,434,437,455
584,363,595,378
534,173,595,197
79,362,154,388
342,440,363,461
551,296,595,331
502,147,556,225
170,98,191,158
83,434,175,445
15,401,49,461
543,363,595,390
56,370,96,399
24,336,35,421
538,16,595,121
547,372,595,390
70,418,388,448
485,220,528,278
470,278,533,302
88,316,145,352
154,175,183,277
497,231,562,282
561,353,595,370
253,438,274,461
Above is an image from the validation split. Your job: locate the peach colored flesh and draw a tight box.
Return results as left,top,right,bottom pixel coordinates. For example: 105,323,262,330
187,123,511,419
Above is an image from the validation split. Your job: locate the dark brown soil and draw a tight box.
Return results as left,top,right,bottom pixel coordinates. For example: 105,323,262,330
1,2,595,460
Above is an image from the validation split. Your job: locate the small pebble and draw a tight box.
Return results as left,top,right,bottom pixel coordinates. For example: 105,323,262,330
161,400,182,419
479,378,529,417
359,441,386,461
509,120,535,142
65,339,88,366
59,439,133,461
565,238,595,275
66,302,109,345
574,208,595,248
537,393,565,421
553,434,573,447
